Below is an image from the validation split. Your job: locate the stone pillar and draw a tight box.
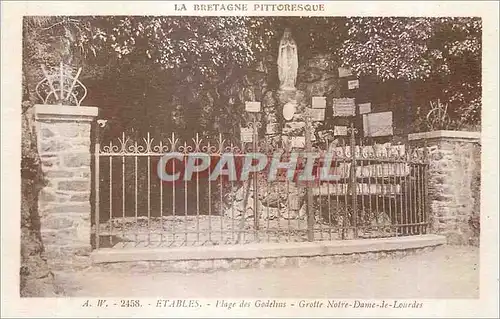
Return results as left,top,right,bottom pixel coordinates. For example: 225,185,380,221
408,130,481,245
34,104,98,270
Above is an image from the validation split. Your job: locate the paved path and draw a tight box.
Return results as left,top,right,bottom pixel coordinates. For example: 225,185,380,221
56,246,478,299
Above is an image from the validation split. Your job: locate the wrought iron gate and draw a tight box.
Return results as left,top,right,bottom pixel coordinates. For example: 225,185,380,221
92,123,429,250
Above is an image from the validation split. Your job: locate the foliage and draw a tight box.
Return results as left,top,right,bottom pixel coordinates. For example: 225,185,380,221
95,17,270,74
84,16,346,76
23,16,481,135
83,17,278,138
340,17,481,126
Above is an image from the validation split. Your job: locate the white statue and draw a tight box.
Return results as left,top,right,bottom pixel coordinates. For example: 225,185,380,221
277,28,298,91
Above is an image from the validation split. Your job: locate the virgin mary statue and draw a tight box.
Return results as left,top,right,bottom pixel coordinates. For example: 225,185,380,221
277,28,298,91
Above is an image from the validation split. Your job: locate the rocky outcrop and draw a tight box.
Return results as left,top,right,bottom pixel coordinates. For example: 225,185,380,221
226,53,343,224
222,177,307,222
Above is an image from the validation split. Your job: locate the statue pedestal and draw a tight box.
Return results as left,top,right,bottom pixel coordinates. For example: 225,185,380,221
278,89,307,140
276,89,310,220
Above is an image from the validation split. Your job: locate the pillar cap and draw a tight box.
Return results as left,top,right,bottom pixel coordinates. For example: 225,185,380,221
34,104,98,122
408,130,480,142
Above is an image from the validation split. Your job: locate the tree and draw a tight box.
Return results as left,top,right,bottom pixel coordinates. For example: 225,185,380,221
52,16,350,138
339,17,481,127
74,17,279,138
21,16,76,296
25,16,482,135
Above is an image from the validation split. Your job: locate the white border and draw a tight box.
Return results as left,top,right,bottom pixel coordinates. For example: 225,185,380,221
2,1,498,318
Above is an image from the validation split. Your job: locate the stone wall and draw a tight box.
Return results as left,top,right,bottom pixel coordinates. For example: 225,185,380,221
35,105,98,270
409,131,481,245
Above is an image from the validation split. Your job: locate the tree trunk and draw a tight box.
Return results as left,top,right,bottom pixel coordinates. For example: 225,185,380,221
20,16,79,296
20,105,57,297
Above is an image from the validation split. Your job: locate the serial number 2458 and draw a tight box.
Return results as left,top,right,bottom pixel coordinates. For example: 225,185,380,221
120,300,141,307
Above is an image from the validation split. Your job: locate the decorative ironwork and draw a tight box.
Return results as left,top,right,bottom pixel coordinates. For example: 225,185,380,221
97,119,108,128
93,129,430,250
426,99,451,131
35,62,87,106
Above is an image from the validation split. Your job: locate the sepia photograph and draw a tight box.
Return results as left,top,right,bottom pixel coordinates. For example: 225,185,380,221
2,1,499,318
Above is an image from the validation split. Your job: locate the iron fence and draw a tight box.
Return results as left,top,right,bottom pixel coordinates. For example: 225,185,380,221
92,125,429,250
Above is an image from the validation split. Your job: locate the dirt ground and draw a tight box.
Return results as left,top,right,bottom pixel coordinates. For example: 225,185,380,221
55,245,479,299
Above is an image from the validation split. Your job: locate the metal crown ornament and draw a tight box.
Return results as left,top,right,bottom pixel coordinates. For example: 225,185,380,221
35,62,87,106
